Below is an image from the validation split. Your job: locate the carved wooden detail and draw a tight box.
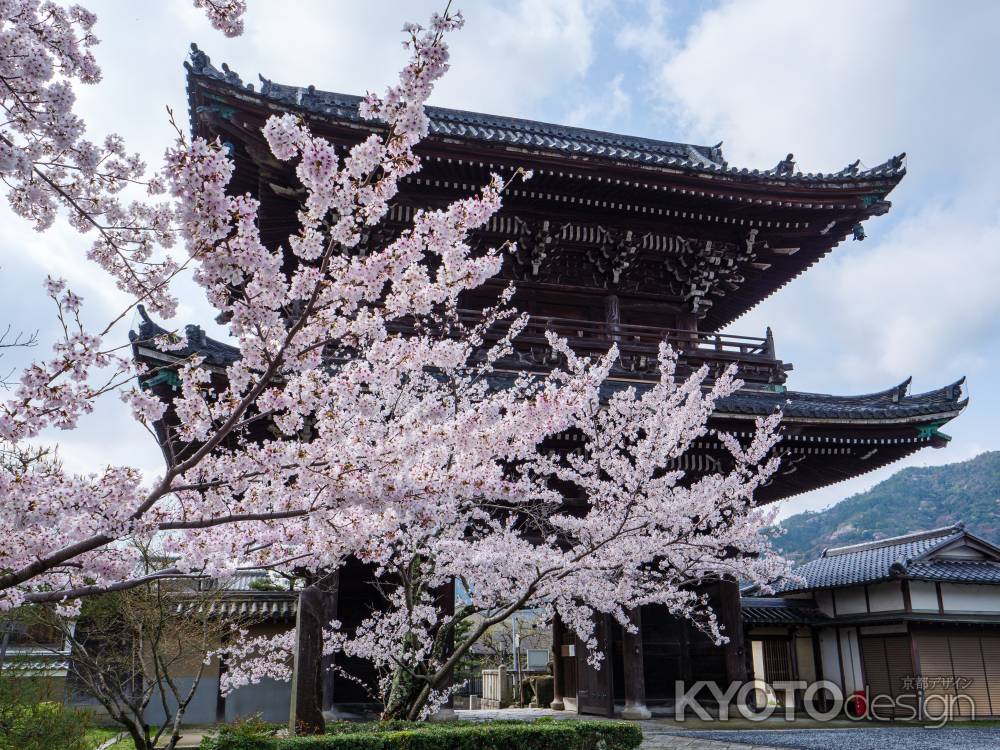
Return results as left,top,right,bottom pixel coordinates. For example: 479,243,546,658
488,217,761,317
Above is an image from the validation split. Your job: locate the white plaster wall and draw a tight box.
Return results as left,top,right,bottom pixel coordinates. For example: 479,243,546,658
909,581,939,612
936,542,987,559
795,634,817,683
834,587,867,615
867,581,905,612
838,629,864,695
818,628,842,690
815,590,835,617
940,583,1000,613
751,640,766,683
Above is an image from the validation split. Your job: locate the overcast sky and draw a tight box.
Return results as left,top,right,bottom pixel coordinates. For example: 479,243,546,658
4,0,998,521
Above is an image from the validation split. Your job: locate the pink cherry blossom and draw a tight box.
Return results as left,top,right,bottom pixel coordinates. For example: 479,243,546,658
0,5,786,724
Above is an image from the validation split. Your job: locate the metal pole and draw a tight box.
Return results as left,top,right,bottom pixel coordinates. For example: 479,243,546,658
513,615,524,706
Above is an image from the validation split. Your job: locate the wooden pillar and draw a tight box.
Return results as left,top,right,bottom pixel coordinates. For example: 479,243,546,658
430,579,457,720
551,615,566,710
718,579,747,685
605,294,621,344
620,607,651,720
289,569,339,734
319,571,340,714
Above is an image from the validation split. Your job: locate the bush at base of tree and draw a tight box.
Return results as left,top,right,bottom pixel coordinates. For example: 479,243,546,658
199,718,643,750
0,677,92,750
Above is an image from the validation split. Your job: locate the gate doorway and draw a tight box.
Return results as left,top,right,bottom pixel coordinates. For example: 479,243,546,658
575,613,614,716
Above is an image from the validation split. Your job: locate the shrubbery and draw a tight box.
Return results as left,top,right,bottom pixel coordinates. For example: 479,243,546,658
0,678,92,750
200,717,643,750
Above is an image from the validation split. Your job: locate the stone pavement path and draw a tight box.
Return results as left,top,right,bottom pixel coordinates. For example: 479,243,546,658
658,726,1000,750
640,724,778,749
458,709,781,748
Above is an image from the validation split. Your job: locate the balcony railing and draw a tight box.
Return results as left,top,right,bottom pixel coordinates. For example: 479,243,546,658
453,310,790,387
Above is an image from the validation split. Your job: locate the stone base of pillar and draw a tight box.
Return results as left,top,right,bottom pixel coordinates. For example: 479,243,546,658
429,707,458,721
321,707,365,722
549,699,565,711
621,703,651,721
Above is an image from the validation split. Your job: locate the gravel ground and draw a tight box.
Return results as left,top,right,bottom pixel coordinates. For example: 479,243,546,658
660,727,1000,750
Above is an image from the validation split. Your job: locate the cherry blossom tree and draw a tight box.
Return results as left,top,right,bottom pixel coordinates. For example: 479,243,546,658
1,0,788,730
0,1,604,616
217,343,787,720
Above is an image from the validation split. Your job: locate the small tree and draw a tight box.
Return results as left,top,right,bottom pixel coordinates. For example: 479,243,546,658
24,555,239,750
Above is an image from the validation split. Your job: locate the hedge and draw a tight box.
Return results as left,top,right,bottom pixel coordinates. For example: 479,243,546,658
200,717,643,750
0,699,92,750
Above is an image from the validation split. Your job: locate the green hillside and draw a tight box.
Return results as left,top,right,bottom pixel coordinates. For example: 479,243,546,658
774,451,1000,564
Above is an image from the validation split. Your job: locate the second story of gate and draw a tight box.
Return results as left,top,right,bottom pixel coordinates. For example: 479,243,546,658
184,46,905,389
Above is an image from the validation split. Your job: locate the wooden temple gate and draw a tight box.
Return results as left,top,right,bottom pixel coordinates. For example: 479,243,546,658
128,45,967,720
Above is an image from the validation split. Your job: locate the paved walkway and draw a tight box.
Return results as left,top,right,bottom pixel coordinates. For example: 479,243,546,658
641,725,777,749
457,709,1000,749
655,726,1000,750
458,710,781,748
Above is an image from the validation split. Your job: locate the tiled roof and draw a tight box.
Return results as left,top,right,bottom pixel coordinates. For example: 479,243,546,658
905,560,1000,584
741,597,828,625
176,594,297,620
775,525,1000,592
185,45,906,185
583,375,965,424
131,306,240,367
174,569,298,620
713,378,966,422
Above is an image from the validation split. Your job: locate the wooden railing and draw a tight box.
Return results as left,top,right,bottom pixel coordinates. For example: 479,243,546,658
455,309,789,386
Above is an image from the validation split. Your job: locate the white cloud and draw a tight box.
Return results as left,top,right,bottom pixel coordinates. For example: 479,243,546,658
0,0,604,484
207,0,598,118
619,0,1000,515
565,72,631,128
655,0,1000,181
3,0,997,519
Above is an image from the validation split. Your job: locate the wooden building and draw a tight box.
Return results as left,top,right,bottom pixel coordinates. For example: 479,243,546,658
745,524,1000,719
130,46,968,719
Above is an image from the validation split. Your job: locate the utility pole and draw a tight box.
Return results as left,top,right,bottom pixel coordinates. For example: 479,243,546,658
512,615,524,706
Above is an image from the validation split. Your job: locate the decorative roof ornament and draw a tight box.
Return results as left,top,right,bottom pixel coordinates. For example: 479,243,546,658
890,376,912,403
773,153,796,176
840,159,861,176
710,141,726,167
185,43,253,90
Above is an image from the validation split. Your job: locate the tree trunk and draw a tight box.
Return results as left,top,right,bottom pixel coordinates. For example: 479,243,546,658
383,660,423,720
290,584,328,732
289,570,341,734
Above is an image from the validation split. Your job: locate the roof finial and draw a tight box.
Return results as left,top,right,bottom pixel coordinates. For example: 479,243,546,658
842,159,861,176
185,42,211,74
774,153,795,176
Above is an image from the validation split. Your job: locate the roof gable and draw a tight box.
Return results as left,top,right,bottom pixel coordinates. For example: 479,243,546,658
918,533,1000,563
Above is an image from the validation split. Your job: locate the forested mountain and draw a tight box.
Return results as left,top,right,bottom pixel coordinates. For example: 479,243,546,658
775,451,1000,564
